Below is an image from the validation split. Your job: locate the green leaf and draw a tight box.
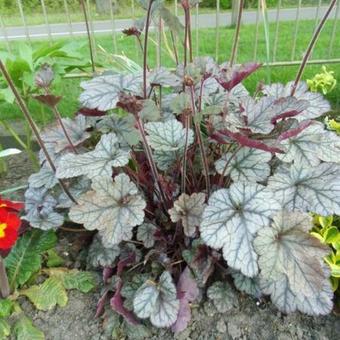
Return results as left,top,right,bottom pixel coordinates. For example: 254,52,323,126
324,226,340,244
18,44,33,71
45,268,96,293
5,230,57,289
0,318,11,338
21,277,68,311
207,281,239,313
0,300,13,318
319,215,333,230
0,87,15,104
330,277,339,291
61,271,95,293
46,249,65,268
6,59,31,88
14,315,44,340
32,41,65,62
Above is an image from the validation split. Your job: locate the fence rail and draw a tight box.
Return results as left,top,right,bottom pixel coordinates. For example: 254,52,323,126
0,0,339,68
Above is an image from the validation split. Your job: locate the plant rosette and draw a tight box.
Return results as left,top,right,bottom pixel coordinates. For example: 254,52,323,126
2,0,340,334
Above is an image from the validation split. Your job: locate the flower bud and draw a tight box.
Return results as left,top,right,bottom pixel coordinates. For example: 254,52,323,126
35,64,54,89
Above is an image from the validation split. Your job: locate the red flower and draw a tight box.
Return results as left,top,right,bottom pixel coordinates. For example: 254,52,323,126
0,197,24,212
0,208,21,250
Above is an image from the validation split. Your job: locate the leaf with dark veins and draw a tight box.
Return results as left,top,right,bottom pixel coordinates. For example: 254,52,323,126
80,73,143,111
254,210,333,315
69,174,146,246
149,67,182,87
137,223,157,248
268,162,340,215
169,193,206,237
23,187,64,230
262,81,331,121
28,165,58,190
215,147,271,182
133,271,180,328
207,281,239,313
56,133,130,179
200,182,280,277
278,122,340,166
41,115,90,153
145,119,194,152
97,114,140,146
270,97,309,124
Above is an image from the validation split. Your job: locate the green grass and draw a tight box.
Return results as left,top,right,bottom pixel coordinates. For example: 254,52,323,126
1,18,339,125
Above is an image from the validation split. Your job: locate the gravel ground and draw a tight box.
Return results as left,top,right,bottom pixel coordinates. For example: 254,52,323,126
1,153,339,340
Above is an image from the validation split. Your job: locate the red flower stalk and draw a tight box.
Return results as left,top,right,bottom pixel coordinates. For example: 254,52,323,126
0,208,21,250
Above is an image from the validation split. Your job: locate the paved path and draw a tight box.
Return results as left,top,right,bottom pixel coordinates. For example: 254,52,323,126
0,6,337,41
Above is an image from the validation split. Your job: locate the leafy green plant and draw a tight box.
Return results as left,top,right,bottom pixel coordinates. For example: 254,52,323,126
0,228,95,339
311,215,340,292
307,66,337,95
0,0,339,335
0,41,89,173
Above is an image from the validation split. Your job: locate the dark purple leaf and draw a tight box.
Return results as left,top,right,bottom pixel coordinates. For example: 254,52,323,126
110,280,140,325
177,267,199,302
171,300,191,334
103,267,114,284
122,27,142,37
271,110,301,124
171,267,199,333
34,94,62,108
95,289,109,318
213,129,284,154
117,252,136,276
77,107,106,117
278,120,313,142
186,245,216,286
217,63,261,91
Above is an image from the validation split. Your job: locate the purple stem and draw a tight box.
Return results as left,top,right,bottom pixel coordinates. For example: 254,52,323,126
135,115,169,210
44,89,77,153
181,114,190,194
80,0,95,73
143,0,154,98
189,85,211,196
217,144,241,187
230,0,244,67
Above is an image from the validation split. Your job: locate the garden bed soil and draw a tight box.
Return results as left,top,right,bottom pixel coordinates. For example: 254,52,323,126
1,153,340,340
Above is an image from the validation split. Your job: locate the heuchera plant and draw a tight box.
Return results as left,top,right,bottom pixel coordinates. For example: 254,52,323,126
1,0,339,333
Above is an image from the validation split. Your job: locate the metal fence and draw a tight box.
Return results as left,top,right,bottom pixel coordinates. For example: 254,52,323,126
0,0,339,68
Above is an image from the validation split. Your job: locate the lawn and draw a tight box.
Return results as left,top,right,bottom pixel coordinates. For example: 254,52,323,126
1,18,339,125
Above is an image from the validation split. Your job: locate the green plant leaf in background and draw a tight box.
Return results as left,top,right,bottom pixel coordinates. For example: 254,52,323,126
14,315,44,340
45,268,96,294
0,299,13,318
46,249,65,268
21,277,68,311
0,318,11,338
4,230,57,289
